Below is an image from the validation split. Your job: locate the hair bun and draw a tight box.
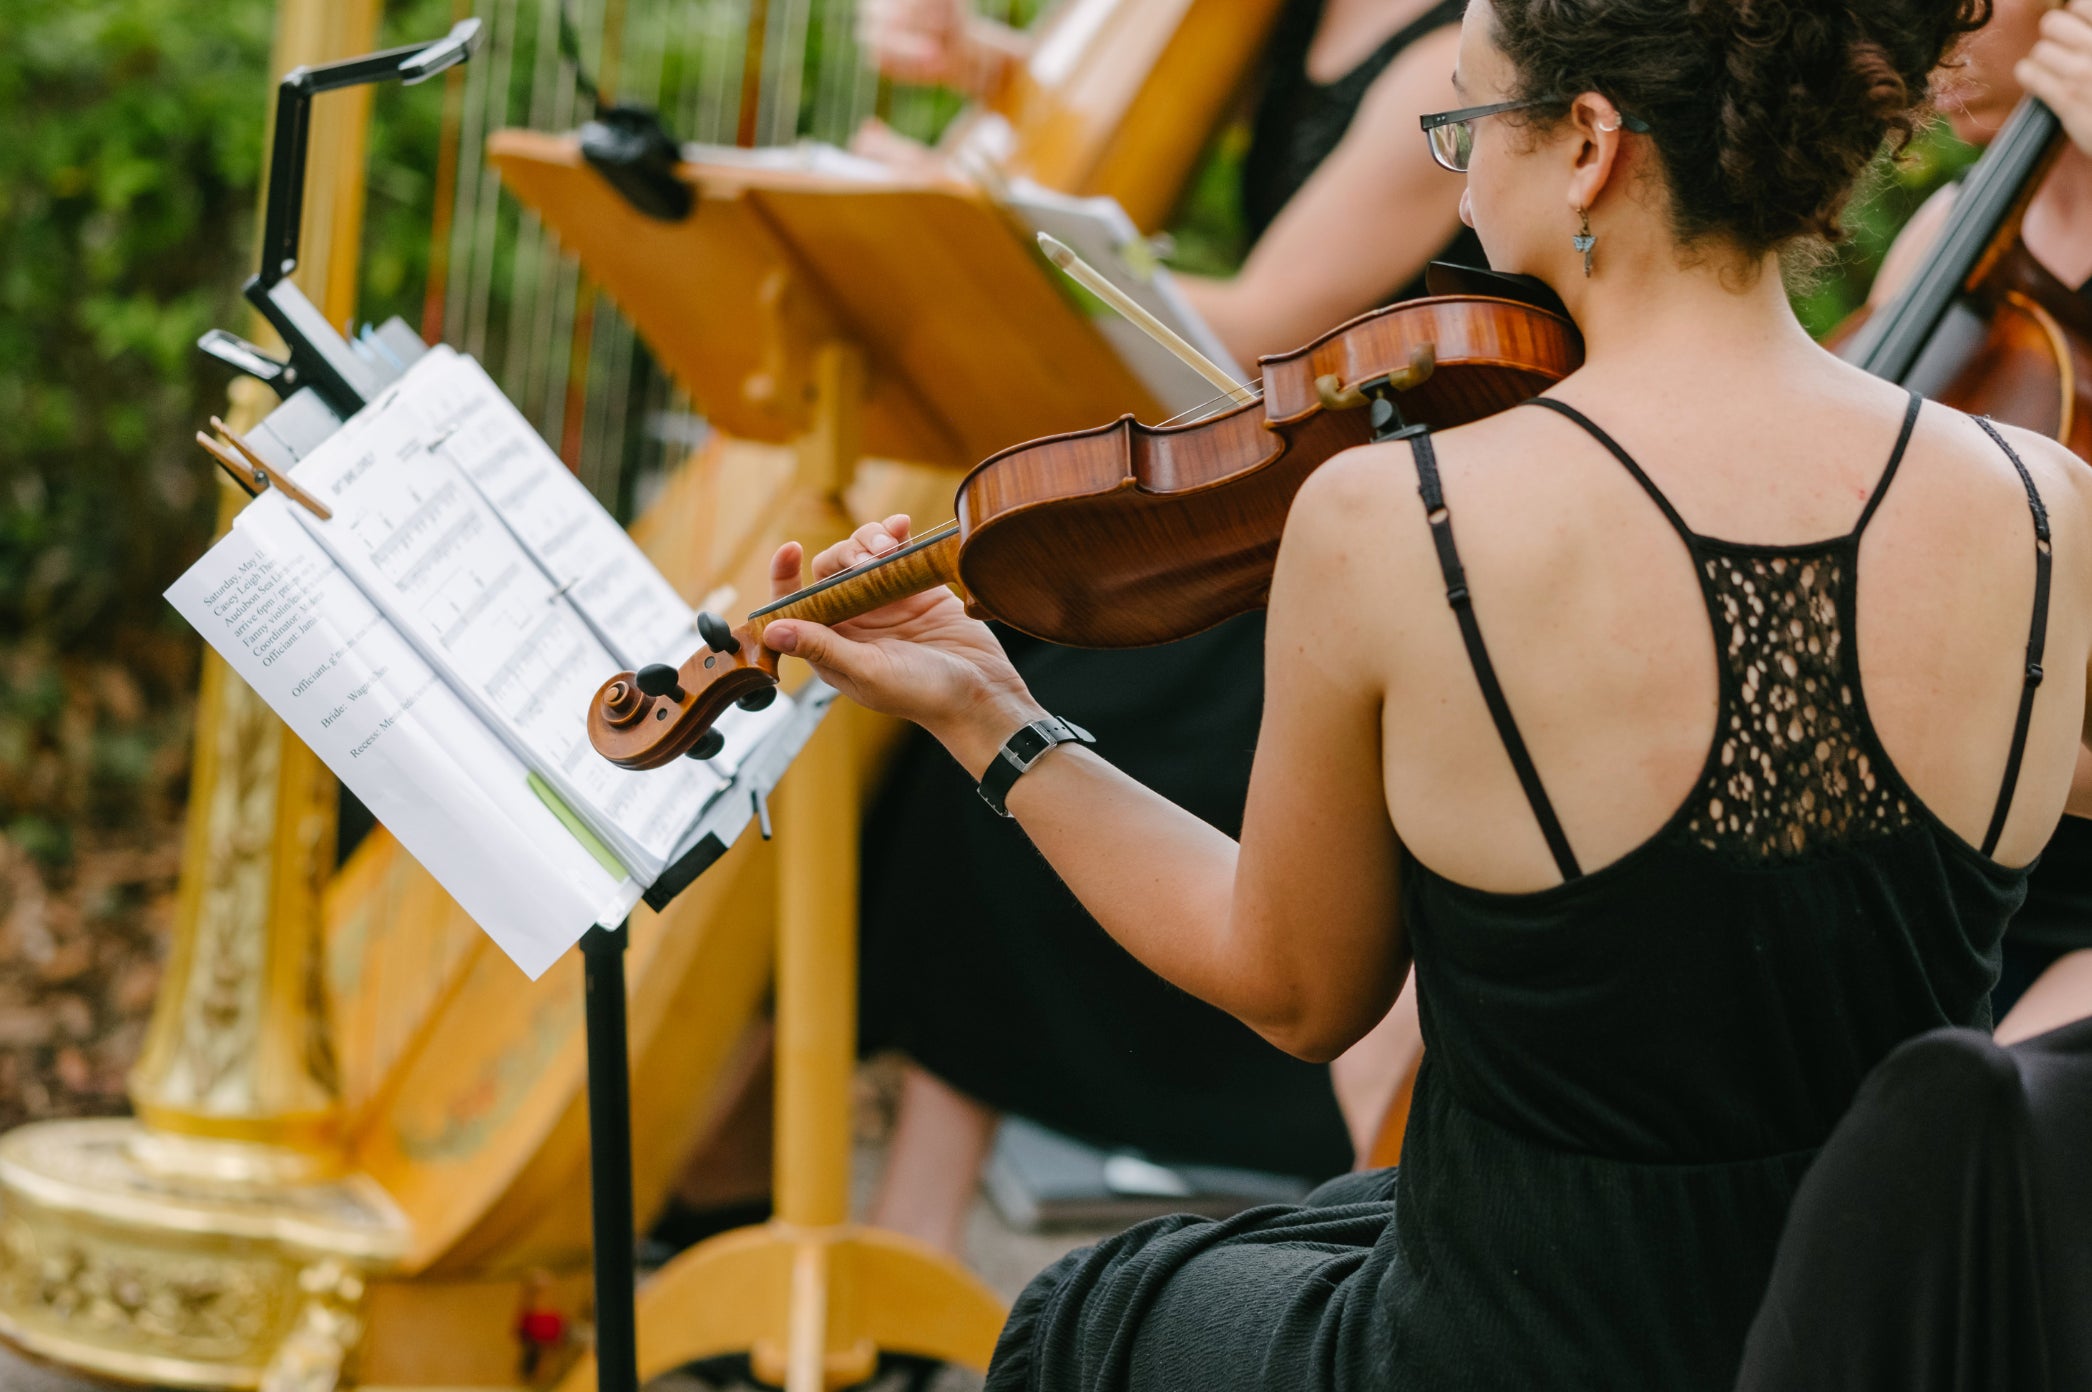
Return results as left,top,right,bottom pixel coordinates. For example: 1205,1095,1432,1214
1492,0,1992,255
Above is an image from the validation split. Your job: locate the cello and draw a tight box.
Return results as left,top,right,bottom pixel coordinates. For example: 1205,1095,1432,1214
1842,94,2092,457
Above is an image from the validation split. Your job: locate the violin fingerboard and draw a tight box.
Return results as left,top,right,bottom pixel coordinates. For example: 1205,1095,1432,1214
758,526,965,632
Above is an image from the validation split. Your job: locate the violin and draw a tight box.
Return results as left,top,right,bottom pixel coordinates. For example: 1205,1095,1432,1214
590,270,1582,770
1840,96,2092,457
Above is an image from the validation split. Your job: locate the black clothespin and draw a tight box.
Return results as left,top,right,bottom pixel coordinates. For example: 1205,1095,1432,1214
201,20,483,417
559,3,693,221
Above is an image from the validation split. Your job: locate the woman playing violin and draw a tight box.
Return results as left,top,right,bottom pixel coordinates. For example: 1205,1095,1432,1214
842,0,1479,1261
1871,0,2092,1045
760,0,2092,1384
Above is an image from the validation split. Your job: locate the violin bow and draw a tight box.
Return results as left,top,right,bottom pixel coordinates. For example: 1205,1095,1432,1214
1036,233,1257,406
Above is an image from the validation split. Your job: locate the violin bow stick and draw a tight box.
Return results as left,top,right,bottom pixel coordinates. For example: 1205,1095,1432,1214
1036,233,1257,406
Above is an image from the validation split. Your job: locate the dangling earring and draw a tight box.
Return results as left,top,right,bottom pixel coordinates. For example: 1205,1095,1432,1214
1573,209,1596,278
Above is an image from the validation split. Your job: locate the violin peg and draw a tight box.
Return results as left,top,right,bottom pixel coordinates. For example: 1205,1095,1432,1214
698,611,741,656
636,663,687,702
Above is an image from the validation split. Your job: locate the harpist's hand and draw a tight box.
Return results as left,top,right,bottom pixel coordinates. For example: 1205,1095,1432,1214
2019,1,2092,157
764,517,1047,777
860,0,984,88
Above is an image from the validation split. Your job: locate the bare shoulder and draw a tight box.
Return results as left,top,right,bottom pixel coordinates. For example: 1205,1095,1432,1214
1283,407,1569,574
1284,437,1416,556
1281,431,1452,593
1923,407,2092,582
1985,417,2092,521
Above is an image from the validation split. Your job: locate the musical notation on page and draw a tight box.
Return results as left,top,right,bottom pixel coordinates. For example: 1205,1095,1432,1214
275,349,721,880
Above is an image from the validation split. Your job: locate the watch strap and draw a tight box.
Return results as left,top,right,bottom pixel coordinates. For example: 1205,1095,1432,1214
978,715,1094,816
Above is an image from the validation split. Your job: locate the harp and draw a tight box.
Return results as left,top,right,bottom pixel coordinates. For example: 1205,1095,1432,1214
0,2,1282,1387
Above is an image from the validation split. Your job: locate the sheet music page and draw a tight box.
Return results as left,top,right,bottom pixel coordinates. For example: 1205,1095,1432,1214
276,355,723,878
409,348,700,668
164,493,633,978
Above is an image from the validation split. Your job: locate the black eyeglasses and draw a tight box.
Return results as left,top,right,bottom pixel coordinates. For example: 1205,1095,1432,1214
1420,100,1651,173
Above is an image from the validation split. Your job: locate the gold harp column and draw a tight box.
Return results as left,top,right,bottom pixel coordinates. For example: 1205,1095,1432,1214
0,3,412,1388
125,0,379,1158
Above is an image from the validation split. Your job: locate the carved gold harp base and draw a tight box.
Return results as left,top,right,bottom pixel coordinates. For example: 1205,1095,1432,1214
0,1119,408,1390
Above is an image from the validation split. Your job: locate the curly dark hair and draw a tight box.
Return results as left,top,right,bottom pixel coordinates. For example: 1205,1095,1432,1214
1487,0,1993,256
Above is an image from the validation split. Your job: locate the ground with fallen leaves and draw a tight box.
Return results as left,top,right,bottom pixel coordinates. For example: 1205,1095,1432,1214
0,638,196,1131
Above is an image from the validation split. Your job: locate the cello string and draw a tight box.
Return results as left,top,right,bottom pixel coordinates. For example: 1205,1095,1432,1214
846,0,878,139
419,0,474,342
714,0,753,145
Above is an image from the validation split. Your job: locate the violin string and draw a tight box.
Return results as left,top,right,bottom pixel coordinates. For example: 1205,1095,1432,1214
1158,379,1268,428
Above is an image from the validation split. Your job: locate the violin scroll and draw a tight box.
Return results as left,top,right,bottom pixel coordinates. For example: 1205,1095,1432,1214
588,614,781,770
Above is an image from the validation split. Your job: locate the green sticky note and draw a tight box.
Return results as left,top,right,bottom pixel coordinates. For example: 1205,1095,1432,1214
527,772,628,880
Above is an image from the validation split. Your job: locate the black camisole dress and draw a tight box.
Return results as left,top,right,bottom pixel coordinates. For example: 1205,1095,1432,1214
855,0,1477,1179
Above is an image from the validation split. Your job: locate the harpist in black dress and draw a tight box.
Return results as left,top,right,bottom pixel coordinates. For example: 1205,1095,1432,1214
857,0,1478,1179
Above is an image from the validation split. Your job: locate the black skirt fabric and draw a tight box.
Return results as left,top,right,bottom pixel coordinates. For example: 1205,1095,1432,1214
1736,1018,2092,1391
1996,818,2092,1018
979,815,2031,1391
858,619,1352,1179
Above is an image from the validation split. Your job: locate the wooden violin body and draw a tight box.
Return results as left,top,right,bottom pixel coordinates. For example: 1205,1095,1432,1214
592,285,1582,769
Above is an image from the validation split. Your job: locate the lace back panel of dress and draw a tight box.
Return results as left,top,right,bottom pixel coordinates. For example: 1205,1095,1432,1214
1685,549,1916,863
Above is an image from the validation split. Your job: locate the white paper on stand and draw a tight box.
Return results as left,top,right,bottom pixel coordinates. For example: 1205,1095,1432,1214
165,347,805,976
272,348,722,882
669,144,1242,419
165,493,627,978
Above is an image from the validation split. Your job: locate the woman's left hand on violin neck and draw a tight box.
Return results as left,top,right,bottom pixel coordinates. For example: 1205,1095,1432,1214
764,517,1048,777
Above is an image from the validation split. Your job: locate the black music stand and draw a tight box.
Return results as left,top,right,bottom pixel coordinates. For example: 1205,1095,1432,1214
193,23,816,1391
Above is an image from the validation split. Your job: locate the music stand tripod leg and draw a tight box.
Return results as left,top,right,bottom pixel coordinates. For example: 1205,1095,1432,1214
583,921,640,1392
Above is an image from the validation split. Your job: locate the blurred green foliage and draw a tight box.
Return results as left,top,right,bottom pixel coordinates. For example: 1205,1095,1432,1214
1793,123,1979,336
0,0,1989,868
0,0,278,856
0,0,275,651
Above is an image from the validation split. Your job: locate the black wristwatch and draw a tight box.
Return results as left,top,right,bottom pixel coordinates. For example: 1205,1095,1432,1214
977,715,1095,817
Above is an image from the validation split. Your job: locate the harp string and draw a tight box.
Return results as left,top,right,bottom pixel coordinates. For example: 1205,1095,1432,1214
428,0,1028,518
345,3,1095,1100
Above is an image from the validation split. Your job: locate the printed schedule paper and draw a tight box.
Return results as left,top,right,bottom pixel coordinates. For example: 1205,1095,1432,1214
167,347,780,977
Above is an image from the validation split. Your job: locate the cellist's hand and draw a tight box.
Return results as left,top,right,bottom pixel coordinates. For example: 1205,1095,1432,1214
764,517,1047,776
2019,0,2092,156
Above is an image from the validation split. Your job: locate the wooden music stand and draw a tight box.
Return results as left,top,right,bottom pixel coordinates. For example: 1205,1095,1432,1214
490,133,1169,1391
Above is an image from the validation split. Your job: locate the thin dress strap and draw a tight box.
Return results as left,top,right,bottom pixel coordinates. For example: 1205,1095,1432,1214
1522,397,1696,539
1408,430,1582,881
1972,416,2052,859
1852,390,1925,533
1523,390,1927,541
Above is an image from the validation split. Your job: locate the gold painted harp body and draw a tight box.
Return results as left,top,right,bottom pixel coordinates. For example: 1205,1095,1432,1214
0,1,1282,1385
